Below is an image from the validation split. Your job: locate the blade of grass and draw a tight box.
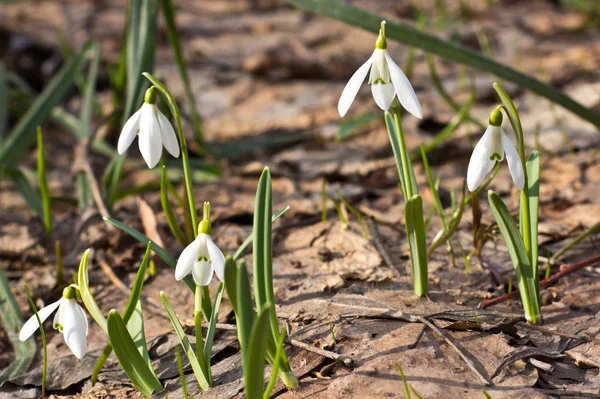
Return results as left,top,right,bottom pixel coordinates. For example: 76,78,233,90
23,285,46,397
36,127,52,238
0,62,7,140
161,164,189,247
244,307,271,399
3,166,43,217
285,0,600,128
405,195,429,297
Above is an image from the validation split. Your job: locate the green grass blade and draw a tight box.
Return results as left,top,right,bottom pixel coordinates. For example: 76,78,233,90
160,291,210,390
0,42,92,166
23,286,46,397
0,270,35,384
420,146,447,230
236,263,256,356
244,307,271,399
78,42,100,140
203,283,224,368
285,0,600,128
395,363,412,399
126,301,153,371
77,249,108,331
107,310,163,397
233,206,289,261
160,0,205,149
224,257,239,315
175,345,189,399
263,330,286,399
488,191,541,324
405,195,429,296
525,151,540,285
0,62,7,140
36,127,52,238
3,166,43,217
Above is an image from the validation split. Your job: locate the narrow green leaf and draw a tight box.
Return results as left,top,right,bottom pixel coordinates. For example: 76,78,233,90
233,206,290,261
203,283,224,367
160,292,210,390
77,249,107,331
263,330,286,399
3,166,43,217
161,164,189,247
107,310,163,397
0,270,35,384
236,263,255,357
160,0,205,149
488,191,541,324
285,0,600,128
405,195,429,296
0,62,7,139
336,112,378,142
127,301,153,371
525,151,540,284
420,146,447,230
175,345,189,399
36,127,52,238
23,286,47,397
244,307,271,399
493,83,523,141
223,257,238,315
78,42,100,140
0,42,92,165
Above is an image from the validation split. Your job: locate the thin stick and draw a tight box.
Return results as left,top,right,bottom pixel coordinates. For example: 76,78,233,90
480,254,600,308
288,338,354,367
366,217,403,277
416,316,491,386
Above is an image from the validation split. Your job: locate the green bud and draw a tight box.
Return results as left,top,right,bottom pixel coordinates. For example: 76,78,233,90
488,106,503,127
199,219,211,235
62,286,76,299
375,20,387,49
144,86,157,104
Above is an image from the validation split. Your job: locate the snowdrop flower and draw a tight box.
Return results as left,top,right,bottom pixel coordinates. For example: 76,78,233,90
19,287,88,359
117,86,180,169
175,219,225,286
467,108,524,192
338,20,422,119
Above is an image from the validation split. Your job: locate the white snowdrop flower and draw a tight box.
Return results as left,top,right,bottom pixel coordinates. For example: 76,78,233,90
467,108,524,192
117,86,180,169
338,20,422,119
19,287,88,360
175,219,225,286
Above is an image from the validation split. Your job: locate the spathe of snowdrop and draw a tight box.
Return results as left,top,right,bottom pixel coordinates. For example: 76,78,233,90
19,286,88,359
175,218,225,286
467,108,524,192
338,20,422,119
117,86,180,168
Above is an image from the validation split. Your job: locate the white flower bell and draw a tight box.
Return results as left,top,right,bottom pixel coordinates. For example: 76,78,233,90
19,287,88,359
338,20,422,119
466,108,524,192
117,87,180,169
175,218,225,286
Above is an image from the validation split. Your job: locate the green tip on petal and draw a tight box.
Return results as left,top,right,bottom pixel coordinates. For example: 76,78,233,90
199,219,212,235
375,20,387,49
62,286,75,299
144,86,157,104
489,106,503,126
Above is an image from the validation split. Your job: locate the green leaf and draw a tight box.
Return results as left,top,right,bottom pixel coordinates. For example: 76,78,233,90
285,0,600,128
244,307,271,399
107,310,163,397
77,249,108,331
160,164,189,247
488,191,541,324
203,283,224,367
2,166,43,217
0,62,7,140
36,127,52,238
224,257,239,315
23,285,47,397
263,330,286,399
525,151,540,284
233,206,290,261
160,0,205,149
160,291,210,390
78,42,100,140
236,263,256,355
405,195,429,296
493,83,523,142
336,112,378,142
0,42,92,166
127,301,153,371
0,270,35,384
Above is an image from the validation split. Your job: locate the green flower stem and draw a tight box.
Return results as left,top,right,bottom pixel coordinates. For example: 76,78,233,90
194,284,203,361
142,72,198,237
392,110,414,199
24,285,46,397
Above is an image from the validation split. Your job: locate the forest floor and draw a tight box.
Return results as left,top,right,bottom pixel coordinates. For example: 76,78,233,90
1,0,599,398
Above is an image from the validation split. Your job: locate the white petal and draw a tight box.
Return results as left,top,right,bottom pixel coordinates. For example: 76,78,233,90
175,238,202,281
192,260,213,286
502,132,525,190
384,51,423,119
371,83,395,111
19,298,63,341
117,108,143,154
157,111,180,158
467,126,496,192
206,236,225,282
138,103,163,168
338,51,375,117
53,299,66,330
62,299,87,359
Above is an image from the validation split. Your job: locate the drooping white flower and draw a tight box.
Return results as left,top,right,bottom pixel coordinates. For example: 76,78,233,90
175,219,225,286
467,109,524,192
19,287,88,359
338,20,422,119
117,87,180,169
